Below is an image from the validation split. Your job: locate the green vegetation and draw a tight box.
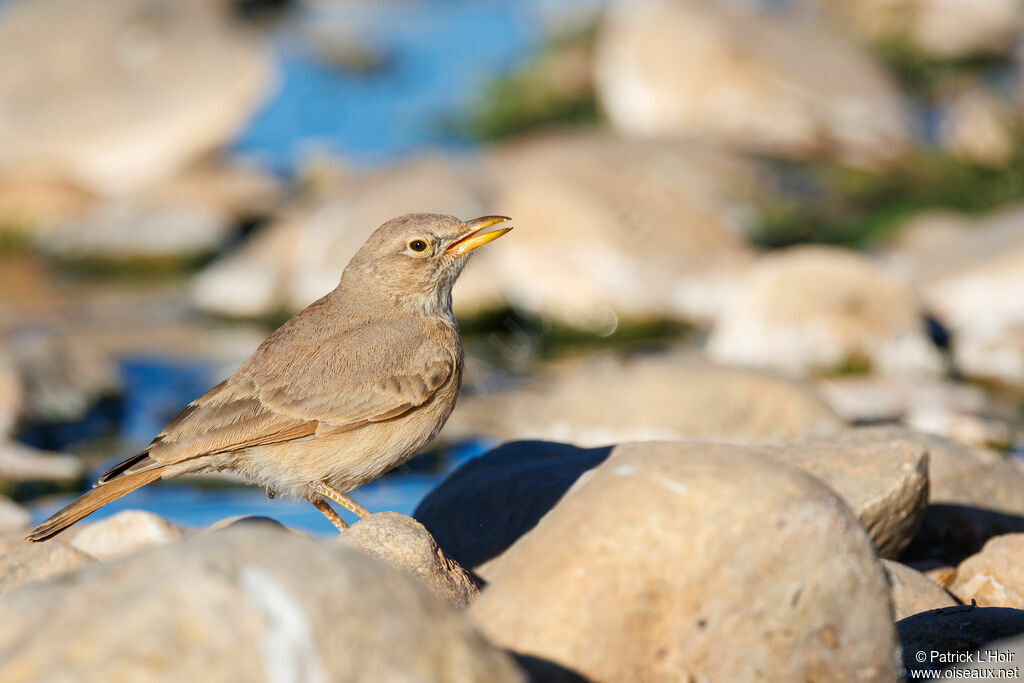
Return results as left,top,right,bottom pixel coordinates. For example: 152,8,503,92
751,145,1024,248
458,27,602,141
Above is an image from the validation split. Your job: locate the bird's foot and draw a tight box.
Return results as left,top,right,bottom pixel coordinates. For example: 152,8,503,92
313,482,371,518
313,499,349,533
265,487,276,500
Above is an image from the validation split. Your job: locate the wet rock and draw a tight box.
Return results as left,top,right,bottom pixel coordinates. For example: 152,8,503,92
899,606,1024,678
0,0,272,195
885,207,1024,390
192,155,484,318
446,350,843,448
768,426,929,559
0,541,95,597
882,559,957,621
466,134,759,329
595,0,910,166
707,245,943,377
337,511,479,608
0,498,30,535
949,534,1024,609
814,0,1024,59
470,441,898,682
0,525,525,682
67,510,185,561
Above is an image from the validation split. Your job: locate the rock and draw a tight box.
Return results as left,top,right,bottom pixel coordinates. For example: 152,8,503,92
0,0,272,196
470,441,899,682
6,330,120,423
0,541,95,597
464,134,759,329
207,515,290,532
67,510,185,561
595,0,910,167
337,512,479,608
814,0,1024,59
0,440,83,482
816,375,1014,448
416,441,613,570
939,87,1017,168
951,633,1024,677
707,245,943,377
899,606,1024,678
0,351,20,438
901,431,1024,561
766,426,929,559
0,498,30,535
949,534,1024,609
882,559,957,621
35,198,234,262
192,154,485,318
0,525,525,682
446,350,843,448
884,206,1024,390
420,429,926,569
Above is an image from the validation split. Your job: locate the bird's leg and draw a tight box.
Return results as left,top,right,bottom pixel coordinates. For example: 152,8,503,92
312,498,349,533
265,486,276,500
313,482,371,518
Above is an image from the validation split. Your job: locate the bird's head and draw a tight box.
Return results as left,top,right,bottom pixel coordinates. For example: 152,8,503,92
340,213,512,316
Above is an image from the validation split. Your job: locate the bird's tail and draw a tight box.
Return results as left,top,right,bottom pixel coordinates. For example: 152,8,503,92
25,469,164,542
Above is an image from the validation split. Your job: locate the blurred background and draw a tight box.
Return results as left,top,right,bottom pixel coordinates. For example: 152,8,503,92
1,0,1022,535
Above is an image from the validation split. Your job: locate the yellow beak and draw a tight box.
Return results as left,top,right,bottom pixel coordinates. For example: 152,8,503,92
446,215,512,256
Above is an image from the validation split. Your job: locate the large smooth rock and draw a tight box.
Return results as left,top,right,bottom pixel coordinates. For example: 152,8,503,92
469,441,899,682
767,426,929,559
814,0,1024,59
0,541,95,597
0,526,525,682
707,245,943,377
416,442,614,570
464,134,759,329
938,87,1016,168
337,511,479,608
899,606,1024,678
949,534,1024,609
192,155,484,318
885,206,1024,390
446,350,843,448
882,560,957,621
595,0,910,166
67,510,185,561
0,0,271,195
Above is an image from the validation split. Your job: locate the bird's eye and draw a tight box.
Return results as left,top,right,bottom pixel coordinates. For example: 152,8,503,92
408,239,429,253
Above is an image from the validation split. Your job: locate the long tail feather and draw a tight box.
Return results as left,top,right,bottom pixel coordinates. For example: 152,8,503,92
25,469,164,542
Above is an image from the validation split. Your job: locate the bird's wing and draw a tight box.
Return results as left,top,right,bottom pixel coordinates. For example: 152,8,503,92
96,319,455,482
253,319,457,427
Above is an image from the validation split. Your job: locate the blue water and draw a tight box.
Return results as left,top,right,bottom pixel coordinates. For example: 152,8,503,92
234,1,540,171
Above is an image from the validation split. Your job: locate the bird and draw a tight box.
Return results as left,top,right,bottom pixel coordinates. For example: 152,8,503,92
26,213,512,541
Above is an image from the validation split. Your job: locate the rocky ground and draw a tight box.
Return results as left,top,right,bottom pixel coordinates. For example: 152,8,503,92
1,0,1024,680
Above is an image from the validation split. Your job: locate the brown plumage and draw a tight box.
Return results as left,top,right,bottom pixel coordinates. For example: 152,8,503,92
27,213,512,541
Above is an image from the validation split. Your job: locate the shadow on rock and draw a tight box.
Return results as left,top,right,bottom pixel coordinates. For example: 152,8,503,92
414,441,612,570
903,504,1024,564
899,606,1024,677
